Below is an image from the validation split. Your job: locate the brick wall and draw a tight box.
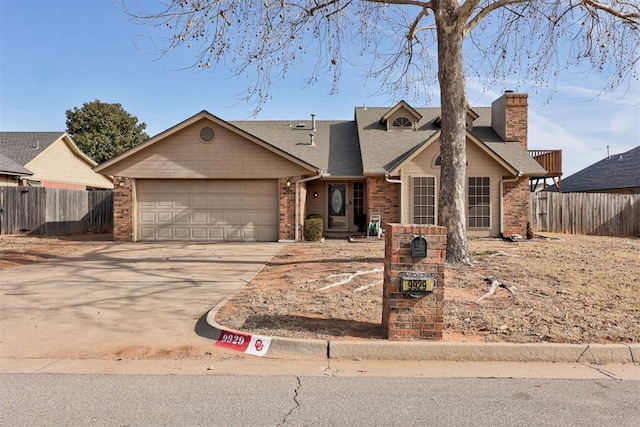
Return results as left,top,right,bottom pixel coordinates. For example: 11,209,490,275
38,181,87,190
113,176,134,241
504,93,528,149
502,176,530,236
366,176,400,227
382,224,446,340
278,177,297,241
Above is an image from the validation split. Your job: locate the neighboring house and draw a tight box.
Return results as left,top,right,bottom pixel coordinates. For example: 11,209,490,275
548,146,640,194
95,92,549,242
0,152,33,185
0,132,113,190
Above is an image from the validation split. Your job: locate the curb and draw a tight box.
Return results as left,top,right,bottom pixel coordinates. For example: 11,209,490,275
205,306,638,364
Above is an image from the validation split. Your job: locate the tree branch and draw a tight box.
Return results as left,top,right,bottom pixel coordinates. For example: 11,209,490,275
362,0,432,8
464,0,530,35
408,8,428,40
582,0,640,24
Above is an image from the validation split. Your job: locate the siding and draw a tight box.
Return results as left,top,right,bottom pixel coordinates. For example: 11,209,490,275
400,139,507,237
0,176,17,186
99,119,310,179
25,137,113,189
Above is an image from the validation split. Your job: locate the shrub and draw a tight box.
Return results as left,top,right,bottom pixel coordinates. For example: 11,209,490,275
304,217,323,241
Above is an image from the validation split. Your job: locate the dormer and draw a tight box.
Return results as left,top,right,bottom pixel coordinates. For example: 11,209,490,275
379,101,423,131
432,108,480,131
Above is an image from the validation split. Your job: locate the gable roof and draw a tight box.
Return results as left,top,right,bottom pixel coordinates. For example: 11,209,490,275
229,120,363,177
95,110,319,174
0,131,98,167
379,100,423,124
0,152,33,176
94,102,547,179
355,106,546,176
0,132,65,166
553,146,640,192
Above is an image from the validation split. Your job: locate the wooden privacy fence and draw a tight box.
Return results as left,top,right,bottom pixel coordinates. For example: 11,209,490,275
0,187,113,236
531,191,640,237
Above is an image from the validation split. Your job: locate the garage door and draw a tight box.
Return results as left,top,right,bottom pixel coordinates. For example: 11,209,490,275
137,179,278,241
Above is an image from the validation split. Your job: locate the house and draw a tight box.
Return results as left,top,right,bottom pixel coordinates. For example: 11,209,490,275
548,146,640,194
0,132,113,190
0,152,33,185
95,92,549,242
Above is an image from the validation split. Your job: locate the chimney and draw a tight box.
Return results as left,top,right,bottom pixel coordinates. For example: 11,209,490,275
491,91,528,149
311,114,316,131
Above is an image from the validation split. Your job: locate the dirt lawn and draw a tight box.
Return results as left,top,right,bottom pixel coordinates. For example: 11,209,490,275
215,233,639,344
2,233,638,344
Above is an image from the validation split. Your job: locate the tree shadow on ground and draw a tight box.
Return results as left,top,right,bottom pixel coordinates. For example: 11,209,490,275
240,314,386,340
196,312,386,340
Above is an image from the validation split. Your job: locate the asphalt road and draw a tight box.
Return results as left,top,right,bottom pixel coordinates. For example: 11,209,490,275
2,373,639,426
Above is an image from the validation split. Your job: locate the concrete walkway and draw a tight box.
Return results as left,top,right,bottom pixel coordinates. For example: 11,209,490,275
0,242,283,360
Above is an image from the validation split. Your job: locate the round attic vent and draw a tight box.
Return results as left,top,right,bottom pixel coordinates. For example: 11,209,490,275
199,126,215,143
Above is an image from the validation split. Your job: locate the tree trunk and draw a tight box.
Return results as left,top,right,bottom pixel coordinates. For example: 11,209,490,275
434,1,471,265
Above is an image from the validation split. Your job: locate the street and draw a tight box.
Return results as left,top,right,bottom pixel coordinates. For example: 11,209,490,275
2,373,639,426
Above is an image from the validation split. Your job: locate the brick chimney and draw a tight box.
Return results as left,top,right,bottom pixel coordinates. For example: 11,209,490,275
491,91,528,149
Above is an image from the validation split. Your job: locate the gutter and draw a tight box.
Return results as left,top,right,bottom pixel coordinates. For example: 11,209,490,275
500,172,523,237
384,173,403,223
293,171,325,242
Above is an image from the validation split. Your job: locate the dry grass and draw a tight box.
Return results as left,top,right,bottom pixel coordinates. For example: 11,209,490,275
215,233,639,344
2,233,637,344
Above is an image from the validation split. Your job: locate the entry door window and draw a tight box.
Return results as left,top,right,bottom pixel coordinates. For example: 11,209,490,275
328,183,347,230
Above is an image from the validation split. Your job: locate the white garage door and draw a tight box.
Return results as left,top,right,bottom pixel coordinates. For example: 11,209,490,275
137,179,278,241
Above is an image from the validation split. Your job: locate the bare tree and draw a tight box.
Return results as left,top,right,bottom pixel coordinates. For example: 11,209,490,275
124,0,639,263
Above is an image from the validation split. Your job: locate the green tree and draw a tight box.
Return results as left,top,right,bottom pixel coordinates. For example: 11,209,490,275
125,0,639,263
66,100,149,164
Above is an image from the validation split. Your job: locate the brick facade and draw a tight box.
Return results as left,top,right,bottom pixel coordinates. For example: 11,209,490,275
113,176,134,241
502,93,530,236
37,181,88,190
503,93,528,149
382,224,446,340
502,176,530,237
278,177,297,241
366,176,400,227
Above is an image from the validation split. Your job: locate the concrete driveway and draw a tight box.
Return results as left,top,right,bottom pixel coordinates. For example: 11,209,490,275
0,242,283,360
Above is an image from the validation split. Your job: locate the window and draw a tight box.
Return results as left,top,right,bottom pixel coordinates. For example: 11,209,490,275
468,177,490,228
412,177,436,225
353,182,364,218
392,116,412,128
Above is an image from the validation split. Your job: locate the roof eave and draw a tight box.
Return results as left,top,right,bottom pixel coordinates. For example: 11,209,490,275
94,111,318,174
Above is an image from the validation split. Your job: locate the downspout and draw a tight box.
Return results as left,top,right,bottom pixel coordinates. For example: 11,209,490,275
384,173,403,223
294,171,324,242
500,172,523,237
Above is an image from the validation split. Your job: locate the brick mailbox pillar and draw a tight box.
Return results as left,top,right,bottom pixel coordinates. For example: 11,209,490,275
382,224,446,340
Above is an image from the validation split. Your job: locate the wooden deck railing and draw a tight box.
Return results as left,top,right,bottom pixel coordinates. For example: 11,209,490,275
528,149,562,176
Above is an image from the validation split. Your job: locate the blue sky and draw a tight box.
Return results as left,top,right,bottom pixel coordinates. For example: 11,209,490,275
1,0,638,177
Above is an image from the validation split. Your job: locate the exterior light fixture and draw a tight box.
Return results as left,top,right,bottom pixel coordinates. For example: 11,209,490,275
286,179,292,187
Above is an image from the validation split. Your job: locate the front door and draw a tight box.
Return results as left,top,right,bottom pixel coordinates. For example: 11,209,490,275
327,183,347,230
